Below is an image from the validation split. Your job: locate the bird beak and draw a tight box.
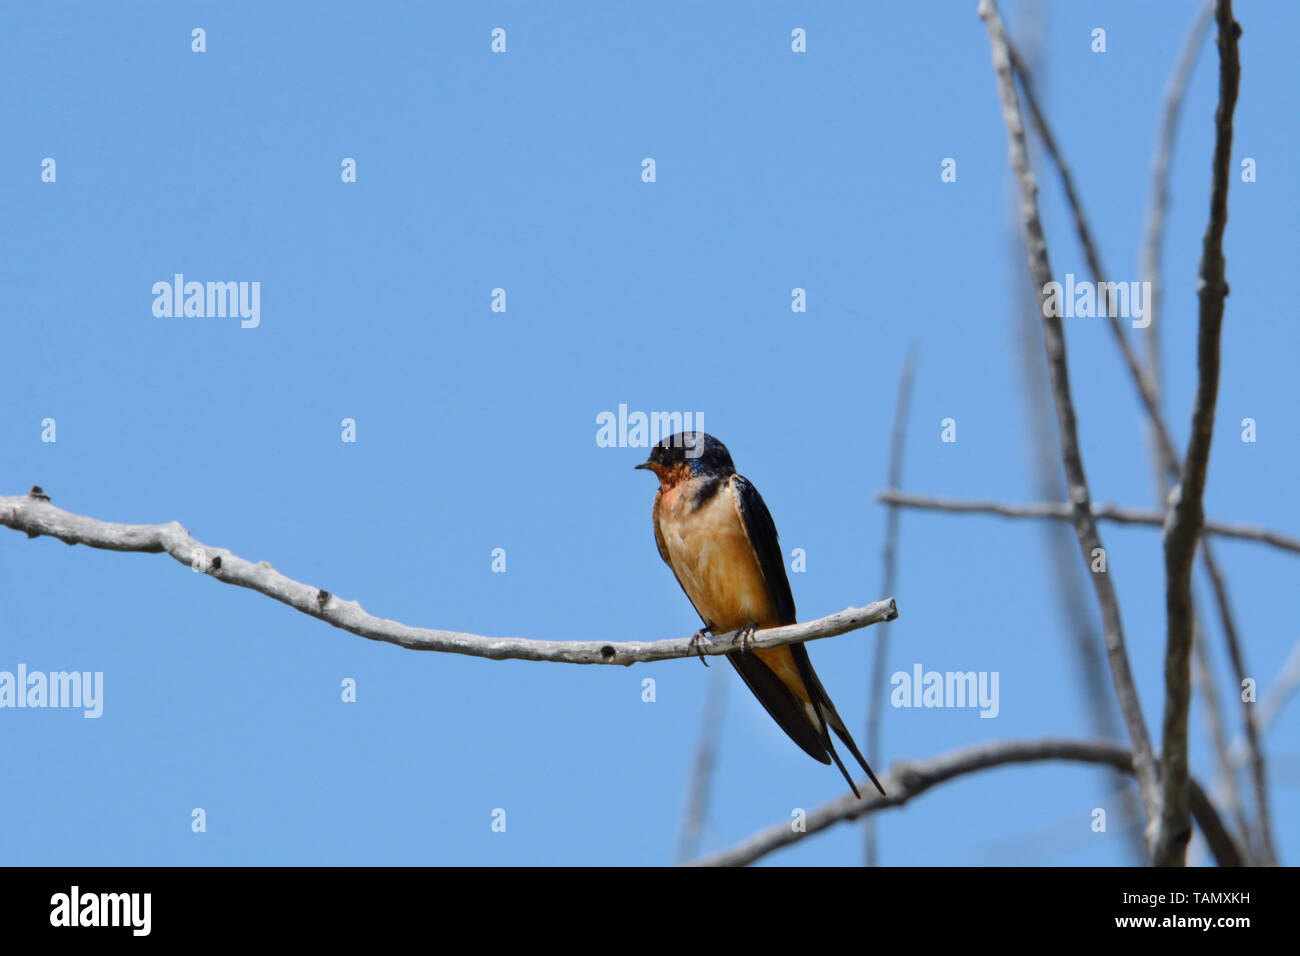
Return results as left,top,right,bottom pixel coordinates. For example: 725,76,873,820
634,460,653,471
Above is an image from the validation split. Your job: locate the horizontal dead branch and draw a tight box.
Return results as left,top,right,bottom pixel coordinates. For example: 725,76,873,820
875,490,1300,557
685,737,1241,867
0,488,897,665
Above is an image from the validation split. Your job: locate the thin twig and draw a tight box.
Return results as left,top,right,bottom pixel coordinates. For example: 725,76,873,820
865,350,917,867
1011,197,1146,863
676,668,727,863
1192,613,1253,862
0,488,897,665
685,738,1242,867
980,0,1160,825
1001,16,1143,851
1141,1,1215,411
1005,41,1162,448
1256,637,1300,735
1197,536,1273,864
1223,636,1300,803
873,491,1300,556
1153,0,1241,868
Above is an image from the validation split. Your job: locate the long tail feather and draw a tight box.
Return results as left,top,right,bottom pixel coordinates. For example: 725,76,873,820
794,646,888,797
821,732,863,799
823,708,887,797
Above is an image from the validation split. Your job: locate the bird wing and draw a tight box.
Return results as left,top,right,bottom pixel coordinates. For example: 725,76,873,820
726,475,833,762
731,474,885,797
728,475,796,626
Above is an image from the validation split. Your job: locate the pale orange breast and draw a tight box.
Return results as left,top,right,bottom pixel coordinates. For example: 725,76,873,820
656,476,781,632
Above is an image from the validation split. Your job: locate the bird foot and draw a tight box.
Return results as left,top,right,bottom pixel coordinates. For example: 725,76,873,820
736,623,757,654
688,627,714,667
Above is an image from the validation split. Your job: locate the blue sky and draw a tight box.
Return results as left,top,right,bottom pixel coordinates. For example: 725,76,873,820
2,1,1295,866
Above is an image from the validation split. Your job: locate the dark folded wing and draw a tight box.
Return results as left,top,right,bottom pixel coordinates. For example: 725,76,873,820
730,475,796,626
733,475,884,796
725,650,830,764
725,475,831,759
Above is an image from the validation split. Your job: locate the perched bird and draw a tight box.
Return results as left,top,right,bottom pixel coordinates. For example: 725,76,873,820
636,431,885,798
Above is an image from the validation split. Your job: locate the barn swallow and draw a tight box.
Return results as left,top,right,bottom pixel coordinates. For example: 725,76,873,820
636,431,885,798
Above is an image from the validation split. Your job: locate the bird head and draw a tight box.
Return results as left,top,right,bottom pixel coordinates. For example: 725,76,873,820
635,431,735,487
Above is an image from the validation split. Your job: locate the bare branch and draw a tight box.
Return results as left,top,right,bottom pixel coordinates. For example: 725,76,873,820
1256,637,1300,735
1141,1,1215,408
1199,538,1274,864
1010,144,1146,863
1213,637,1300,861
980,0,1160,822
865,349,917,867
0,488,896,665
1154,0,1241,867
1006,4,1270,866
873,490,1300,557
676,668,727,863
1192,614,1254,862
686,738,1242,867
1005,41,1165,460
1144,3,1256,867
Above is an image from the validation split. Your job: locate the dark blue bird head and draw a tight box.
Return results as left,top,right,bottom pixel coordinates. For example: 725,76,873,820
635,431,735,485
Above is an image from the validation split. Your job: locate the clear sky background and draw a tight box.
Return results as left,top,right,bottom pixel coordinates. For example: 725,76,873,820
2,2,1296,866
